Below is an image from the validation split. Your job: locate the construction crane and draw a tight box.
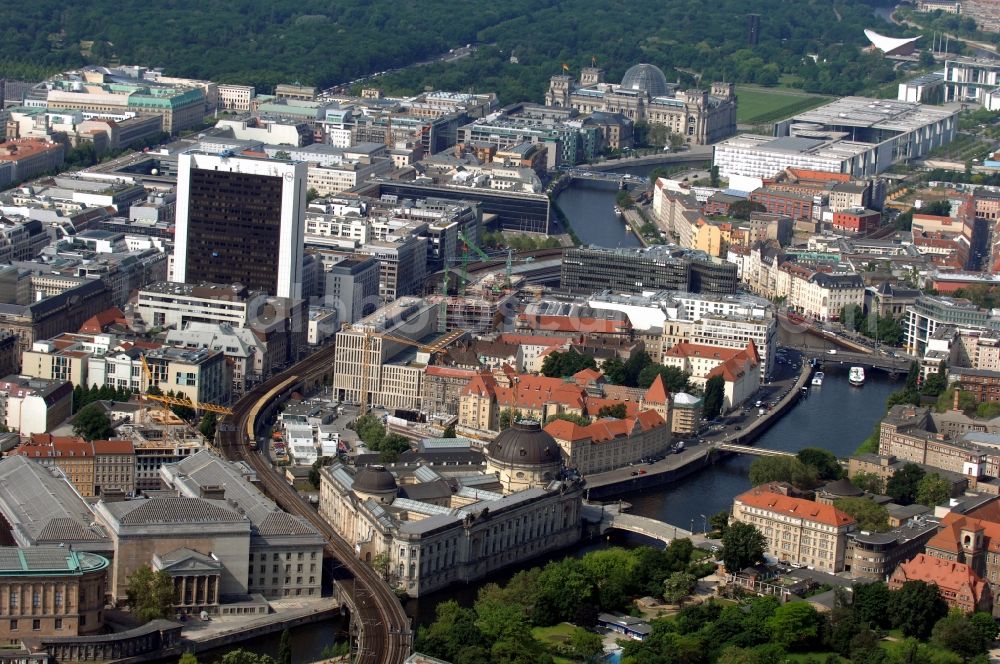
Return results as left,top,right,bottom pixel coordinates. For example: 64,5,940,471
352,326,465,413
140,355,234,416
458,231,491,295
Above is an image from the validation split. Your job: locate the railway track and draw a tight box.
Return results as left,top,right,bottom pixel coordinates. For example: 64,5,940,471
217,346,411,664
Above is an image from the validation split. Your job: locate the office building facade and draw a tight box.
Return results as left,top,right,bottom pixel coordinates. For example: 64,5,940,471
174,153,306,299
561,246,738,296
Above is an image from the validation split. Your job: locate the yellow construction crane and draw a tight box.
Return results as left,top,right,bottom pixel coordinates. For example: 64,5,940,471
352,326,465,413
140,355,234,416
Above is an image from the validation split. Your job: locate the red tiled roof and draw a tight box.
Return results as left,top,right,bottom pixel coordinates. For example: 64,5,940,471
15,435,94,458
92,439,135,455
498,333,574,347
545,410,666,443
707,341,760,383
424,365,478,379
644,375,669,404
521,315,630,335
895,554,989,604
736,485,855,527
78,307,126,334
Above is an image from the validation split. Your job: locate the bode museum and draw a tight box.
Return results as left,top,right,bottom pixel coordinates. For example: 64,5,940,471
318,421,584,597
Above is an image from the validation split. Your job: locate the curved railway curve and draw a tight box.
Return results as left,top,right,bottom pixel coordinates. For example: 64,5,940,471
217,347,411,664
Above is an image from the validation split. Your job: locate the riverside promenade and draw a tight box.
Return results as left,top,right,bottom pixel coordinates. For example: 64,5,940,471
585,360,813,500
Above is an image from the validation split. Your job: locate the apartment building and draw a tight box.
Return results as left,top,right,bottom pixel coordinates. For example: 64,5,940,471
732,485,856,573
0,375,73,436
143,346,231,407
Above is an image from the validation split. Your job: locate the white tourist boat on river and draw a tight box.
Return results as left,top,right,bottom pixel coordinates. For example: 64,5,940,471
811,371,825,386
849,366,865,386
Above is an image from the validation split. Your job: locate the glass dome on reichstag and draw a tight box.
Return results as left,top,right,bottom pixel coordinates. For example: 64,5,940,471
620,63,669,96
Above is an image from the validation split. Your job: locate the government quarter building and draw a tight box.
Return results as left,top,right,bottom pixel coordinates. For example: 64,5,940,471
545,64,737,145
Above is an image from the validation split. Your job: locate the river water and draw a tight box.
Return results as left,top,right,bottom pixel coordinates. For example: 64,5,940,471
288,178,899,645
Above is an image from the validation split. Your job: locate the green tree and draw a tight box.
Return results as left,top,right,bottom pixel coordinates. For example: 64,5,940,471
415,600,485,663
976,401,1000,419
709,510,730,536
766,602,821,651
355,413,386,447
932,611,994,659
797,447,843,480
601,357,628,385
916,473,951,507
622,350,653,388
729,200,767,220
498,408,521,430
968,612,999,648
721,522,766,573
306,187,320,202
597,403,628,419
851,471,885,494
73,403,114,440
570,627,604,662
220,651,276,664
199,412,217,440
540,350,597,378
703,375,725,419
442,423,456,438
663,571,698,605
841,304,865,332
545,412,591,426
125,565,177,623
853,582,892,629
748,456,820,490
887,463,927,505
833,497,890,532
889,580,949,639
309,456,329,489
936,388,977,414
637,365,691,392
277,629,292,664
179,654,199,664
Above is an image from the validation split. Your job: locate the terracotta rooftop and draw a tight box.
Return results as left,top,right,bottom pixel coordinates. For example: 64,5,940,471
736,485,855,527
895,553,989,604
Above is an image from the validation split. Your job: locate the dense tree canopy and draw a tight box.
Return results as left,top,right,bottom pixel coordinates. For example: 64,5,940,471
541,350,597,378
0,0,918,105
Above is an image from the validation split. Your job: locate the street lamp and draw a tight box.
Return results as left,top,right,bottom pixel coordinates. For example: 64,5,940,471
690,518,694,534
700,514,708,535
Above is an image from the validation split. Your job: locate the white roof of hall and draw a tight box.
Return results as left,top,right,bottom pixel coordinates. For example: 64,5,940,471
790,96,956,132
864,29,920,54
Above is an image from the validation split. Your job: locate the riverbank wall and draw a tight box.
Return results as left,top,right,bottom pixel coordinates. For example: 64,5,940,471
585,363,813,501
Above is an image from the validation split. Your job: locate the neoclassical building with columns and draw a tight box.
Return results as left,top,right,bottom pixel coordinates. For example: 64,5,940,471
546,63,737,145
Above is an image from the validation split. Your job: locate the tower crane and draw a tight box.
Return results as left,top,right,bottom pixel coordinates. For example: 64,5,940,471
351,326,465,413
140,355,234,416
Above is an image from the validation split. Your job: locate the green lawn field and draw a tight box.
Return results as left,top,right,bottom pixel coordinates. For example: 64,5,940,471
735,86,830,125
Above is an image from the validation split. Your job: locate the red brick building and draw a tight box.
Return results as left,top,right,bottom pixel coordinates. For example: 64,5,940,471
832,208,881,235
749,188,815,220
889,553,992,614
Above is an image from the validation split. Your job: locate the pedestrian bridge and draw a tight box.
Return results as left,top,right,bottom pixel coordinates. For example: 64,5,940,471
585,504,693,545
713,443,795,458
